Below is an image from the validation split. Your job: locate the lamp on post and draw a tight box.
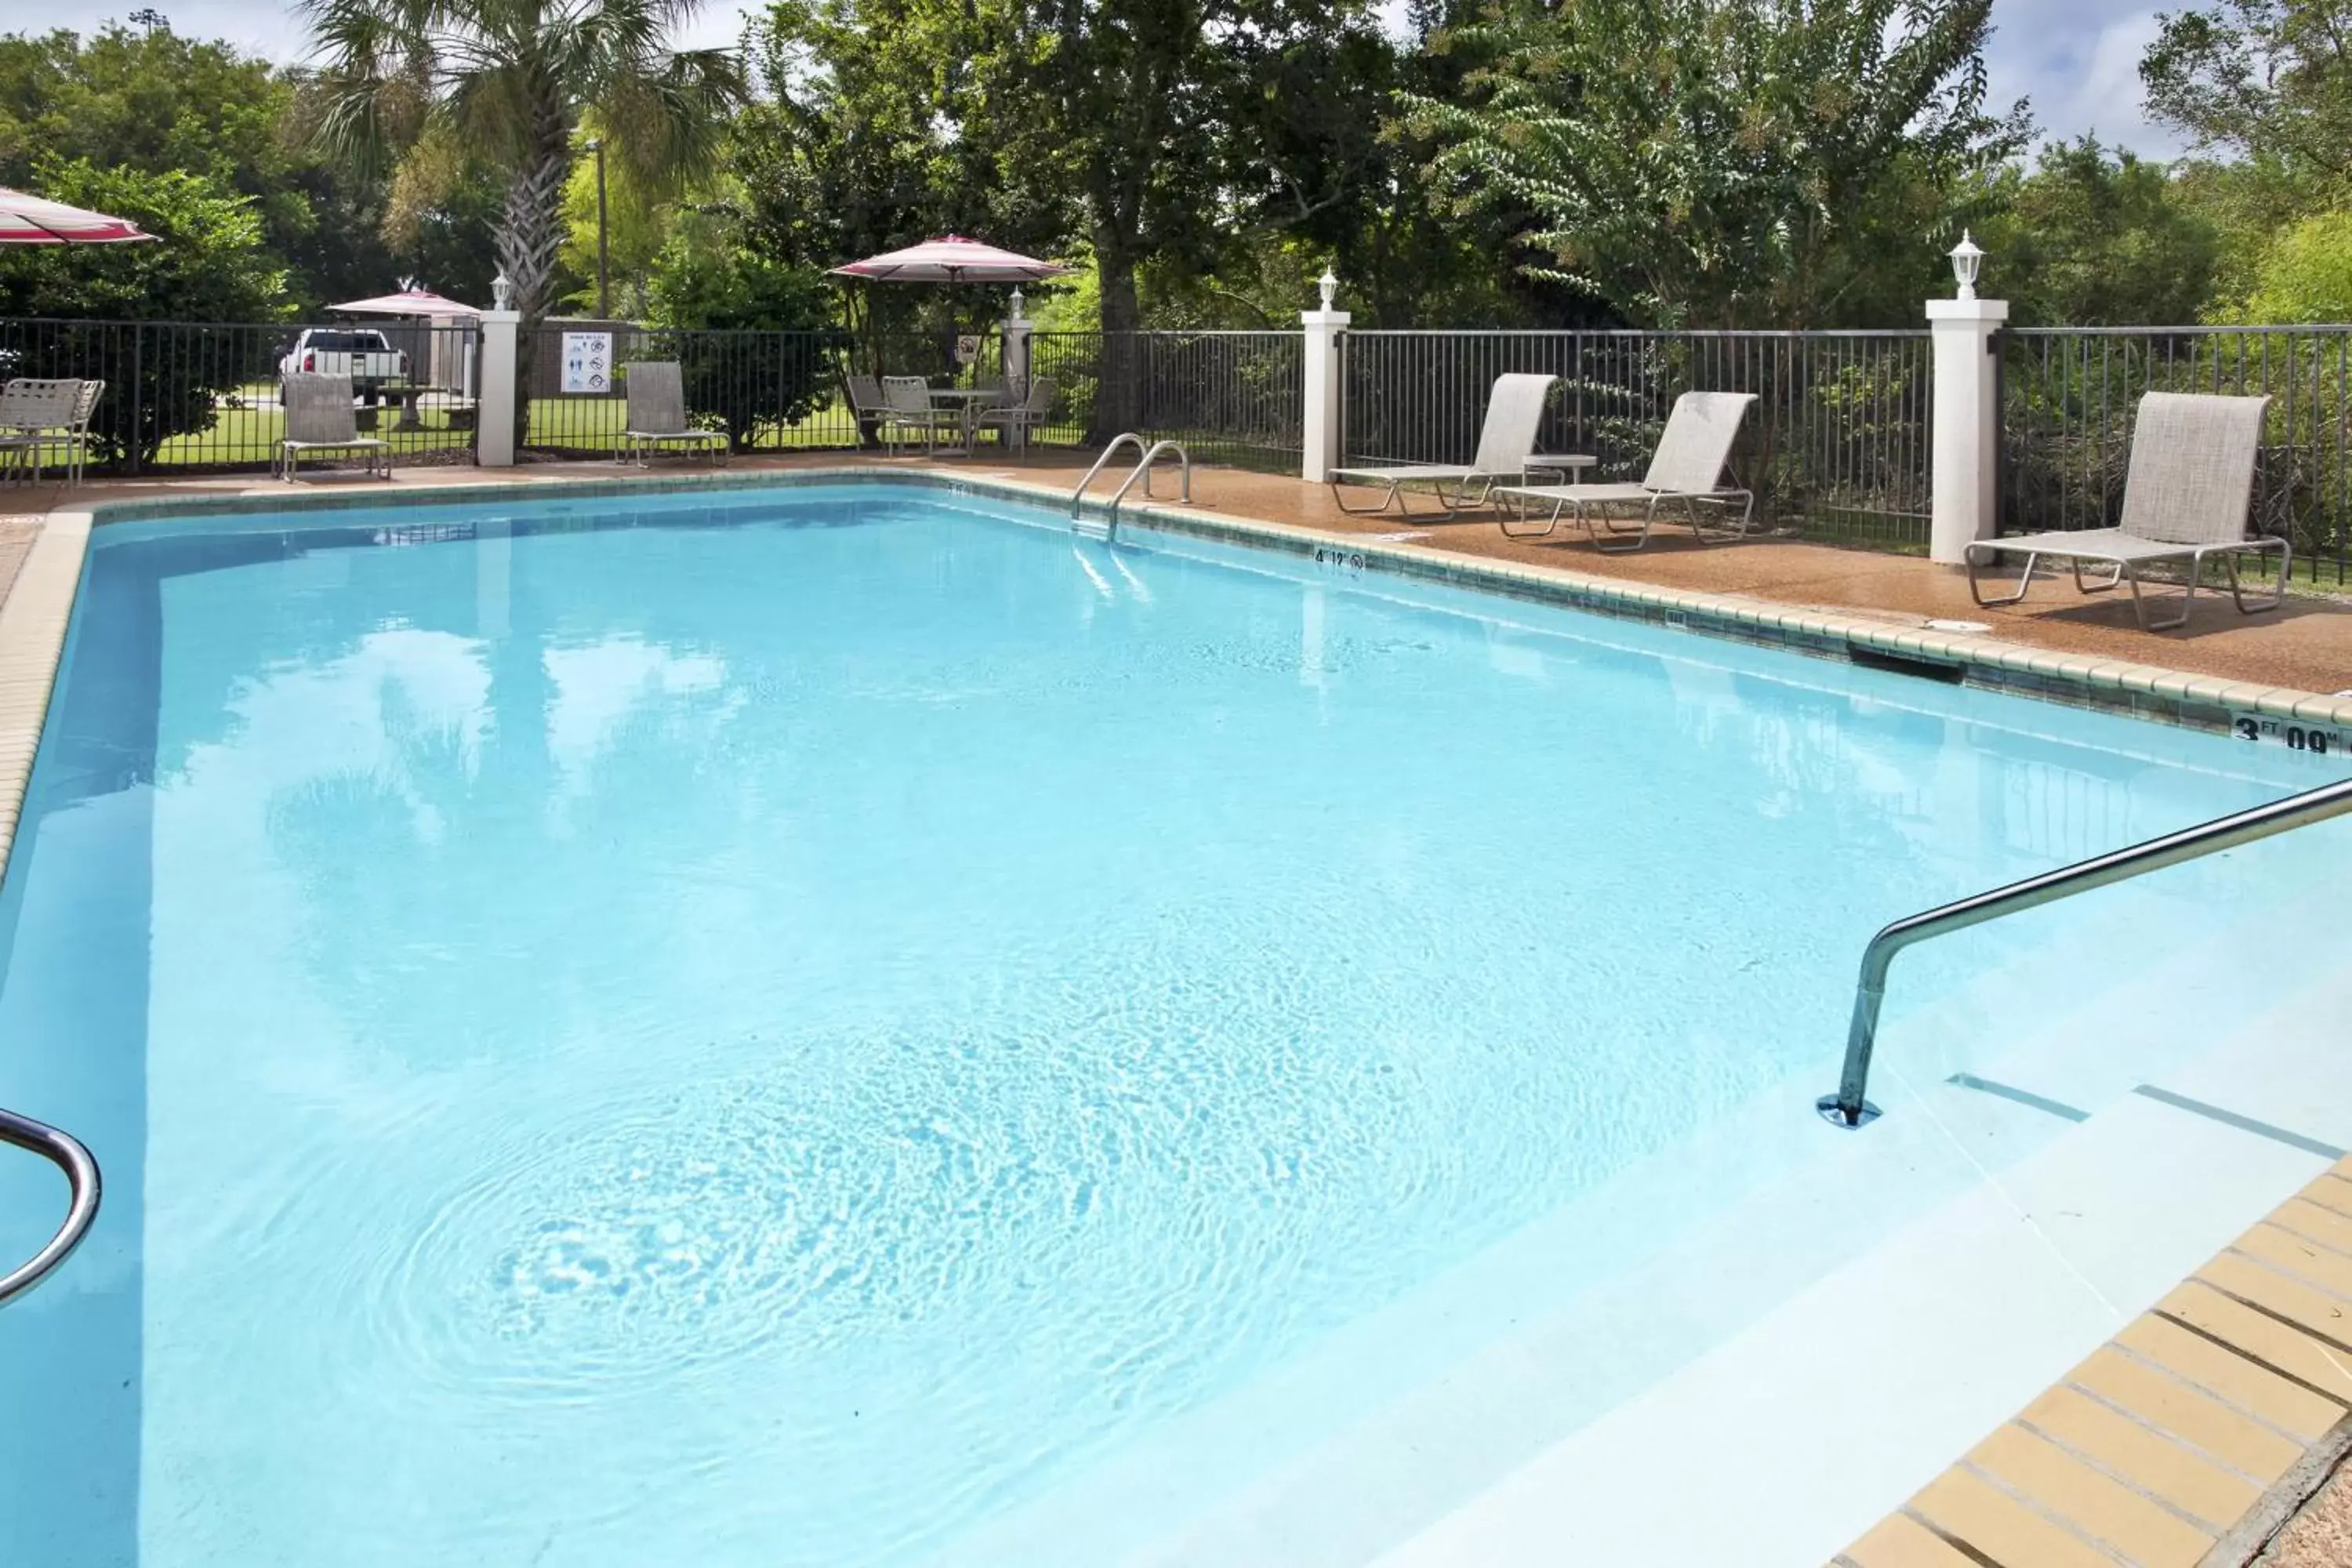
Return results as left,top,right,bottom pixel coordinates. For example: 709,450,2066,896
1318,268,1339,311
585,136,609,319
1008,285,1025,322
490,271,514,312
1949,230,1984,302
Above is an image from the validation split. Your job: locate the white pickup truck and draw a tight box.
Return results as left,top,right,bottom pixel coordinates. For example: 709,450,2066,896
278,328,408,395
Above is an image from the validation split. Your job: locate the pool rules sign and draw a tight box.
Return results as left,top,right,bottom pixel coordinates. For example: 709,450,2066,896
561,332,612,394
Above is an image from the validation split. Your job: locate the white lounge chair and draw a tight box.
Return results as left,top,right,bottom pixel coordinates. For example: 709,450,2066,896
0,378,94,487
1329,372,1556,517
1967,392,2285,632
1494,390,1757,550
879,376,956,456
278,372,390,481
976,377,1055,458
620,361,728,466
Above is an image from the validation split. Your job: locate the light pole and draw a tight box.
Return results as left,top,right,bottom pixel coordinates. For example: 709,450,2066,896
586,136,608,318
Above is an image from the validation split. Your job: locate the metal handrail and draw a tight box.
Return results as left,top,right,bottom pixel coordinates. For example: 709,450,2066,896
1821,772,2352,1128
0,1106,100,1305
1071,432,1152,519
1105,439,1191,514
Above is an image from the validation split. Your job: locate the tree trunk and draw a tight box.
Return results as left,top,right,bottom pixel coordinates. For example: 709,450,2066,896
1091,227,1142,441
495,90,575,458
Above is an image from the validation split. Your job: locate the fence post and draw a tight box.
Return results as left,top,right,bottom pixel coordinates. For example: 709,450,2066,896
127,322,144,476
1926,295,2008,564
477,306,520,466
1300,274,1348,483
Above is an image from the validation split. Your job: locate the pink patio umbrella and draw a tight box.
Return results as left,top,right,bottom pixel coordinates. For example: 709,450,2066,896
0,186,154,245
828,235,1072,284
328,288,481,318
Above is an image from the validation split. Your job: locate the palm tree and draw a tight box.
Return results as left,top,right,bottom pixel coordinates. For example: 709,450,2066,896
302,0,744,442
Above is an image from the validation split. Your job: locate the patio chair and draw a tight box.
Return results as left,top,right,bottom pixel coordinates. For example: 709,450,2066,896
975,377,1056,459
278,372,390,482
1965,392,2285,632
1328,372,1556,518
0,379,89,487
620,361,728,466
1493,391,1758,550
880,376,956,457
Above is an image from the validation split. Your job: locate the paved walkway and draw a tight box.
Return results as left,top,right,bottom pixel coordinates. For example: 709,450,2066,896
1835,1156,2352,1568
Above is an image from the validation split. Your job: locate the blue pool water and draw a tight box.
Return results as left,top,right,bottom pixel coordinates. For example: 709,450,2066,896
0,481,2343,1566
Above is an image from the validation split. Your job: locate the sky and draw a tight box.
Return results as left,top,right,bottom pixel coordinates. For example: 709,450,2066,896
2,0,2187,159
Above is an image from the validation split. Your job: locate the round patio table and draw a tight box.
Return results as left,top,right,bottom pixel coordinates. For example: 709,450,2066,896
926,388,999,456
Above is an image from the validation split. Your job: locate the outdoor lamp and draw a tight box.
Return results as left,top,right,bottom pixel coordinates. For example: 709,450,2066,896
1009,286,1025,321
491,272,514,311
1318,269,1339,311
1948,231,1983,301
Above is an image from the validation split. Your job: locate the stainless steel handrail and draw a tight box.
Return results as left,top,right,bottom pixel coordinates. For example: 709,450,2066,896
1821,771,2352,1128
1106,439,1191,514
1071,432,1151,519
0,1106,100,1305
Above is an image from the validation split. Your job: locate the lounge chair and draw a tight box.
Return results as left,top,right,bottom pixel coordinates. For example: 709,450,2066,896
1966,391,2285,631
976,377,1056,458
1328,372,1556,517
880,376,956,456
620,361,728,466
277,372,390,481
0,379,92,486
1493,391,1757,550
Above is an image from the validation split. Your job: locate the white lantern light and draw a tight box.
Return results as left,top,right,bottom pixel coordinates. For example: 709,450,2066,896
1948,231,1984,302
1317,269,1339,311
1008,285,1025,321
490,271,514,312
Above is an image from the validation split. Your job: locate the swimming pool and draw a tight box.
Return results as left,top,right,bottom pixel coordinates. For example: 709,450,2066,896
0,480,2344,1566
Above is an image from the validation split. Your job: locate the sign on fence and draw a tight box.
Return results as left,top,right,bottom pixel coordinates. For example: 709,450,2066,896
561,332,612,394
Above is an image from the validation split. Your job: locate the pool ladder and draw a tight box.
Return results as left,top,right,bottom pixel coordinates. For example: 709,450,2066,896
1071,434,1191,541
0,1105,100,1307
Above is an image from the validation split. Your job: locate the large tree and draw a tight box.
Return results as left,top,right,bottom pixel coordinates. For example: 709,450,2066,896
0,15,400,310
2142,0,2352,201
1976,137,2222,325
302,0,746,438
1402,0,2028,328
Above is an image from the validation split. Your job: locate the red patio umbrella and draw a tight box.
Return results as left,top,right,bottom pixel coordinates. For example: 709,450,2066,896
0,186,154,245
828,235,1071,284
329,289,481,318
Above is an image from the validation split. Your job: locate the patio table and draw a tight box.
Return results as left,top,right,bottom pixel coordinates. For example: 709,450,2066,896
926,388,997,456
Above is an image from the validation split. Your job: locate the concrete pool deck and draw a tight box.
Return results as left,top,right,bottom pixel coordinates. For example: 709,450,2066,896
2,452,2349,1563
22,448,2352,700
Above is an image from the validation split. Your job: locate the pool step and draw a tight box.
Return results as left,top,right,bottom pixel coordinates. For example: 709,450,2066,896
939,866,2352,1568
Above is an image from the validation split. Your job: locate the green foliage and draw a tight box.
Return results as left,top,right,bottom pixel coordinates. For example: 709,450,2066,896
2237,207,2352,321
645,206,837,448
0,18,397,310
1402,0,2028,328
0,158,290,463
2142,0,2352,201
302,0,747,324
1978,139,2220,325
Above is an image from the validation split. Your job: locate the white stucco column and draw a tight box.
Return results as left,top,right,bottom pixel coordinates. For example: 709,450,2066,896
1301,307,1348,484
1926,296,2007,564
477,307,521,467
1002,309,1033,390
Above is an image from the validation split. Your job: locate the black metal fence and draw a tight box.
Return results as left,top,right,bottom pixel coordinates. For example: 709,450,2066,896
0,317,483,474
1341,329,1936,549
2001,325,2352,584
1028,330,1302,471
